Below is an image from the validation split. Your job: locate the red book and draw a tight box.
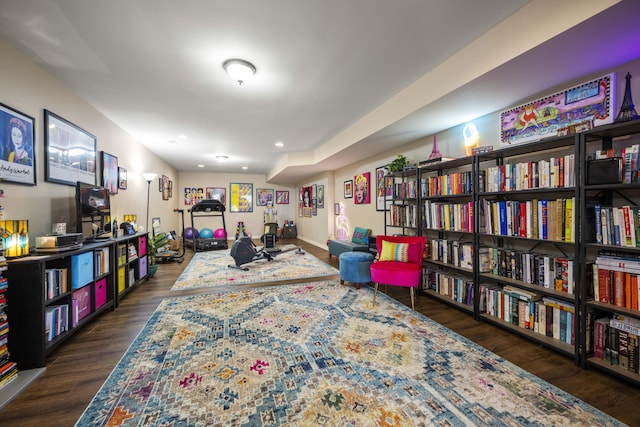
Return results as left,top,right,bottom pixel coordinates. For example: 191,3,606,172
597,267,610,304
614,270,625,307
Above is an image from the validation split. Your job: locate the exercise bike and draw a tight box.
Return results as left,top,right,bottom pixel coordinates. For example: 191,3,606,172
155,208,186,264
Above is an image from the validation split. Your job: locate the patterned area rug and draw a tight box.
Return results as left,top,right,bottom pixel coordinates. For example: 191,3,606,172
77,280,623,426
171,244,338,290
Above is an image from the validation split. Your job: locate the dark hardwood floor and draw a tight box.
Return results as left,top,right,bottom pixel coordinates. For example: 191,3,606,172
1,239,639,426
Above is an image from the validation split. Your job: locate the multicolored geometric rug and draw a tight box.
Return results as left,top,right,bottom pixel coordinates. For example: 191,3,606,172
76,280,623,426
170,244,338,290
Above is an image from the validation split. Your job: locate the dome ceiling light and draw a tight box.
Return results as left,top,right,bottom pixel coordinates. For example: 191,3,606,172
223,59,256,86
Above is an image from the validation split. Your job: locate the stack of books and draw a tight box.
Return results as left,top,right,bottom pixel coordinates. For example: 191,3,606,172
0,255,18,389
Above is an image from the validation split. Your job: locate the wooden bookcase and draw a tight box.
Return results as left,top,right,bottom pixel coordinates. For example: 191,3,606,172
4,233,147,370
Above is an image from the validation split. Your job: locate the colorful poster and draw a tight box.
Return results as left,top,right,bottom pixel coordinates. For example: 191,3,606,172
500,73,615,146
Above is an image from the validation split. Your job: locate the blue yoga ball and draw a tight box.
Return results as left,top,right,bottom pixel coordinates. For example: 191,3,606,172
199,227,214,239
183,227,199,240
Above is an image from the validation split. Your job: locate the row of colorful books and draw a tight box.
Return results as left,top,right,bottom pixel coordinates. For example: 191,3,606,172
392,180,418,199
45,304,69,342
487,248,575,295
593,313,640,374
423,201,473,232
422,268,474,307
388,204,418,228
0,261,18,391
480,284,575,345
480,198,576,242
594,205,640,247
483,153,575,192
592,253,640,310
94,246,110,276
45,268,68,301
425,238,490,272
421,170,473,197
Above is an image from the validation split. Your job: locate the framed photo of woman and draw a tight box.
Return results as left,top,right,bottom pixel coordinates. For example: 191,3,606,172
0,103,35,185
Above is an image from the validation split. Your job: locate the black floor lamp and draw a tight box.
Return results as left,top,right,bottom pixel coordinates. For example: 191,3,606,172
142,172,157,233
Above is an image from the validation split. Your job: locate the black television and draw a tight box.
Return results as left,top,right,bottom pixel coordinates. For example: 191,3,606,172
75,181,112,240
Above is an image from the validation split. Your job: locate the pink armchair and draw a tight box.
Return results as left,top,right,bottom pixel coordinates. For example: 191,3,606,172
370,235,426,311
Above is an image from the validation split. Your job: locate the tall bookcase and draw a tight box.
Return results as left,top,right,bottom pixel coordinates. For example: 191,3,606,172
579,119,640,385
5,233,147,369
384,168,421,236
419,157,475,314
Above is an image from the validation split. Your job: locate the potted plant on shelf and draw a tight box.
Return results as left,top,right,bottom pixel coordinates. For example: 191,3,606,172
387,154,408,173
147,231,169,278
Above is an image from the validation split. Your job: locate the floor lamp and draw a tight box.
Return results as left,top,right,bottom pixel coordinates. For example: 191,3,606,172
142,172,157,232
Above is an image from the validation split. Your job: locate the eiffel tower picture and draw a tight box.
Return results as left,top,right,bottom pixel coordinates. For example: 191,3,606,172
615,72,639,122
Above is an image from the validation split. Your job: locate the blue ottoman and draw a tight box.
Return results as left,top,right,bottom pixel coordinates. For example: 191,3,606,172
339,251,374,289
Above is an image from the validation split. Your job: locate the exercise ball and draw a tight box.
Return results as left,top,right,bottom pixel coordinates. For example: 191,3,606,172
199,227,214,239
183,227,199,240
214,228,226,239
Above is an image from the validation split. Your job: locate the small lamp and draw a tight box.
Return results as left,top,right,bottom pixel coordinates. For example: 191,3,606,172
223,59,256,86
0,219,29,257
142,173,157,232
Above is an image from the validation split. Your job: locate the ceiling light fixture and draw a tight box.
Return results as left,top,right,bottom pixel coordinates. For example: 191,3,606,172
223,59,256,86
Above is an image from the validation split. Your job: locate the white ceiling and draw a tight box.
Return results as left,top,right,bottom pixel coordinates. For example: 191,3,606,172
0,1,639,185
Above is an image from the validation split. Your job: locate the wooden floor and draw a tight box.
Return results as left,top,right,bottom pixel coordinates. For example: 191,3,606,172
1,239,639,426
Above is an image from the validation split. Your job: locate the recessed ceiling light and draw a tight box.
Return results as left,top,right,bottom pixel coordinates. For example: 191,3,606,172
178,134,188,140
197,164,205,168
168,139,177,144
242,166,248,170
275,142,284,147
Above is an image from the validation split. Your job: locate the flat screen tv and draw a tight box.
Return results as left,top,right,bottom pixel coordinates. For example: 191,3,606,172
75,181,112,240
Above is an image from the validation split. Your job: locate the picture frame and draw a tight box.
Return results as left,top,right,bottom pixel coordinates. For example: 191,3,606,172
44,109,96,186
168,180,173,198
206,187,226,205
159,177,163,192
230,182,253,212
353,172,371,204
118,167,127,190
256,188,274,206
162,175,169,200
184,187,204,205
101,151,118,194
334,203,340,215
276,190,289,204
376,166,392,211
317,185,324,208
0,103,36,185
302,186,313,207
344,180,353,198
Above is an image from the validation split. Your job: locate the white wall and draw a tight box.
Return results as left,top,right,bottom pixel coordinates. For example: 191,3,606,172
0,37,178,241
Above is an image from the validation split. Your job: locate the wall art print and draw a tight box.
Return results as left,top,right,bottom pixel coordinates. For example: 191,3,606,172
500,73,615,146
256,188,274,206
44,109,96,186
0,103,35,185
206,187,226,205
276,190,289,204
101,151,118,194
184,187,204,205
230,183,253,213
354,171,371,204
375,166,392,211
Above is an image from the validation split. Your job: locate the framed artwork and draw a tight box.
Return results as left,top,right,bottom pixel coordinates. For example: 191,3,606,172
162,175,169,200
354,172,371,204
276,190,289,204
44,109,96,186
302,186,313,207
168,180,173,198
256,188,274,206
101,151,118,194
376,166,392,211
118,167,127,189
344,180,353,199
317,185,324,208
206,187,226,205
0,103,36,185
230,182,253,212
158,177,163,192
184,187,204,205
334,203,340,215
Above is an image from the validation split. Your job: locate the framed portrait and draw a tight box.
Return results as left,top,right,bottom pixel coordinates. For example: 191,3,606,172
118,167,127,190
353,172,371,204
276,190,289,204
302,186,313,207
44,109,96,186
230,182,253,212
344,180,353,199
184,187,204,205
162,175,169,200
0,103,36,185
256,188,274,206
376,166,393,211
206,187,226,205
317,185,325,208
101,151,118,194
168,180,173,198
